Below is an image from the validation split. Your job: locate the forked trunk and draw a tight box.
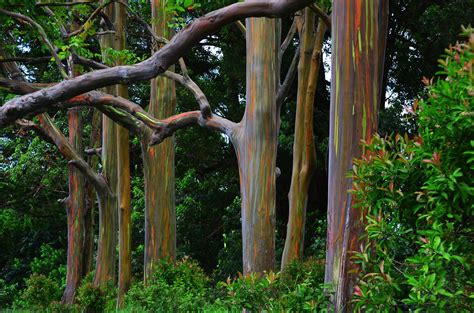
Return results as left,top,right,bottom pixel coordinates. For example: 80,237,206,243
282,10,326,268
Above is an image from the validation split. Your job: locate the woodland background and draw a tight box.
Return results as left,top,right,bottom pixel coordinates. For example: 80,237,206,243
0,0,473,311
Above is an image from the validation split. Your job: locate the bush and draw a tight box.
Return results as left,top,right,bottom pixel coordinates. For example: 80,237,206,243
14,273,61,310
350,28,474,312
125,257,210,312
214,258,329,312
76,271,116,312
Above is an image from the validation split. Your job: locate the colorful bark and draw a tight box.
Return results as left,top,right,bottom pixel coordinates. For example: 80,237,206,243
63,4,86,301
83,110,101,277
325,1,388,311
233,13,279,274
62,106,85,304
282,10,326,268
94,2,119,287
143,0,177,283
114,1,132,306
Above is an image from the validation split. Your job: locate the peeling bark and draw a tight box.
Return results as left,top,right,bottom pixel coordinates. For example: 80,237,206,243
94,2,119,288
233,12,279,274
114,1,132,307
143,0,177,283
325,1,388,311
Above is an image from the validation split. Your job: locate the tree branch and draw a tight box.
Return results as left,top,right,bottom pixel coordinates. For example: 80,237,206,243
35,1,96,7
310,4,331,28
0,8,68,79
0,56,52,65
277,46,300,107
281,18,297,56
0,0,314,127
235,20,246,36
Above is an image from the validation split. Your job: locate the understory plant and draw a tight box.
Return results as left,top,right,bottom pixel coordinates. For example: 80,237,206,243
350,28,474,312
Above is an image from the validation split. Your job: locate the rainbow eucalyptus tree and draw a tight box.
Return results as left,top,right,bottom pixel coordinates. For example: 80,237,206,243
93,1,132,289
282,8,327,268
142,0,177,283
113,1,132,306
325,1,388,311
0,0,315,278
63,4,86,303
235,13,279,274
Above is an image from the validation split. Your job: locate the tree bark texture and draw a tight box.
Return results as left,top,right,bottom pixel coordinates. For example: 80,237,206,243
282,10,326,268
83,110,101,278
62,4,86,301
233,12,279,274
94,2,119,288
62,106,85,303
325,1,388,311
113,1,132,307
143,0,177,283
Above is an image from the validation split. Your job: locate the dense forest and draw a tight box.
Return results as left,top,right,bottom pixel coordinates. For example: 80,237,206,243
0,0,473,312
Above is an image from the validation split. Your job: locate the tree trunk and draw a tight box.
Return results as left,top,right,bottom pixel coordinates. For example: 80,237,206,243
325,1,388,311
83,110,101,277
94,3,119,287
232,14,279,274
114,1,132,307
143,0,177,283
63,4,86,301
62,106,85,303
282,10,326,268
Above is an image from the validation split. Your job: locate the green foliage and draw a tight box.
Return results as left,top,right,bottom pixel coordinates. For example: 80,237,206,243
350,31,474,312
124,257,210,312
215,258,330,312
122,257,329,312
14,273,61,310
76,272,116,313
30,244,66,287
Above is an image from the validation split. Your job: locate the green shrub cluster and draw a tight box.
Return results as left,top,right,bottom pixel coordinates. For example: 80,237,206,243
123,257,329,312
350,28,474,311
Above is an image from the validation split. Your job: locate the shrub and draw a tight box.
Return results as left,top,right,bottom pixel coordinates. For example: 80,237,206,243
76,271,116,312
124,257,210,312
350,28,474,312
14,273,61,310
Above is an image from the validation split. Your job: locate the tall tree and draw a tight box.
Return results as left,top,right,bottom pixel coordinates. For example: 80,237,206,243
143,0,177,283
236,12,279,274
282,9,327,268
114,1,132,306
325,1,388,311
63,2,86,303
94,2,120,287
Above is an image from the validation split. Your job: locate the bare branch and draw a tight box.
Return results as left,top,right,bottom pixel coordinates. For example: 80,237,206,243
310,4,331,28
0,0,314,127
0,56,52,65
281,18,297,56
72,53,108,70
0,8,68,79
66,0,116,38
85,147,102,156
37,113,112,197
277,46,300,107
235,20,246,36
35,1,96,7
